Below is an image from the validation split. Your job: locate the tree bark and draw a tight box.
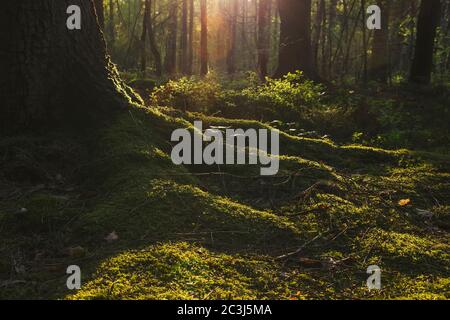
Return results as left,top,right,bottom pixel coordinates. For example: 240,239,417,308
369,0,391,82
274,0,318,80
312,0,326,73
257,0,270,79
0,0,138,133
188,0,195,75
147,0,162,77
361,0,368,84
410,0,442,84
200,0,209,76
216,0,227,70
141,0,149,75
165,0,179,75
93,0,105,30
326,0,337,78
227,0,238,75
108,0,115,46
180,0,189,74
390,0,408,74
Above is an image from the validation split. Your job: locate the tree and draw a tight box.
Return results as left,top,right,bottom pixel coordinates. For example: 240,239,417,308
93,0,105,30
147,0,162,77
257,0,270,79
361,0,368,84
216,0,227,70
0,1,139,133
165,0,179,75
369,0,391,82
108,0,115,46
410,0,442,84
274,0,318,80
390,0,408,74
312,0,326,73
326,0,338,78
141,0,150,75
188,0,195,75
200,0,208,76
227,0,238,75
180,0,189,74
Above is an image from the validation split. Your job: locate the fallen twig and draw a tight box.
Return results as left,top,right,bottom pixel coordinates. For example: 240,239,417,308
275,234,323,260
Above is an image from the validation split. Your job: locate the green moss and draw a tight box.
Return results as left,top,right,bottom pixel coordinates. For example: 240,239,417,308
69,242,291,300
360,229,449,273
1,101,449,300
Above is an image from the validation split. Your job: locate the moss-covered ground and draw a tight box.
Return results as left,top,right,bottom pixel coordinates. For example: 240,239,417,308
0,97,449,299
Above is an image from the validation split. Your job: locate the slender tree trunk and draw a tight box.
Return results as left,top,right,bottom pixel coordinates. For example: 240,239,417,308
165,0,179,75
390,0,407,74
327,0,338,78
320,0,327,76
312,0,325,72
147,0,162,77
241,0,248,69
274,0,318,80
188,0,195,75
257,0,270,79
341,0,359,80
410,0,442,84
369,0,391,82
141,0,149,76
200,0,209,76
227,0,238,75
108,0,115,46
180,0,189,74
94,0,105,30
0,1,138,133
216,0,227,70
361,0,368,84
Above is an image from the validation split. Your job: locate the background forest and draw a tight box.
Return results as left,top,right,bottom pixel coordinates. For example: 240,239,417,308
0,0,449,300
102,0,450,150
104,0,450,83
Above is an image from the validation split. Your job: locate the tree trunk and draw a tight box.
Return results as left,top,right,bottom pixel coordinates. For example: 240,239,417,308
390,0,408,74
369,0,391,82
257,0,270,79
410,0,442,84
200,0,209,76
180,0,189,74
147,0,162,77
216,0,227,70
108,0,115,46
165,0,178,75
0,0,138,133
93,0,105,30
274,0,318,80
361,0,368,84
188,0,195,75
141,0,149,76
312,0,326,73
326,0,337,78
227,0,238,75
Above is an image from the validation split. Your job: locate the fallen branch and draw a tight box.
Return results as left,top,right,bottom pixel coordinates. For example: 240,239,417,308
275,234,323,260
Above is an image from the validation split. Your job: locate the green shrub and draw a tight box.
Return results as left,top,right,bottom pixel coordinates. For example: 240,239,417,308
151,75,222,112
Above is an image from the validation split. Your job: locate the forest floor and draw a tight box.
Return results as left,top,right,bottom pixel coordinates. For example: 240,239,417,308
0,75,449,299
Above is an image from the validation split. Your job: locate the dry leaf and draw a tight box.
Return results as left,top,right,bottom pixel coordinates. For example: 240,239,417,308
398,199,411,207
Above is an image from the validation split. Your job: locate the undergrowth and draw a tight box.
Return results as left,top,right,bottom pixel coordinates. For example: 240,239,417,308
0,81,449,300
